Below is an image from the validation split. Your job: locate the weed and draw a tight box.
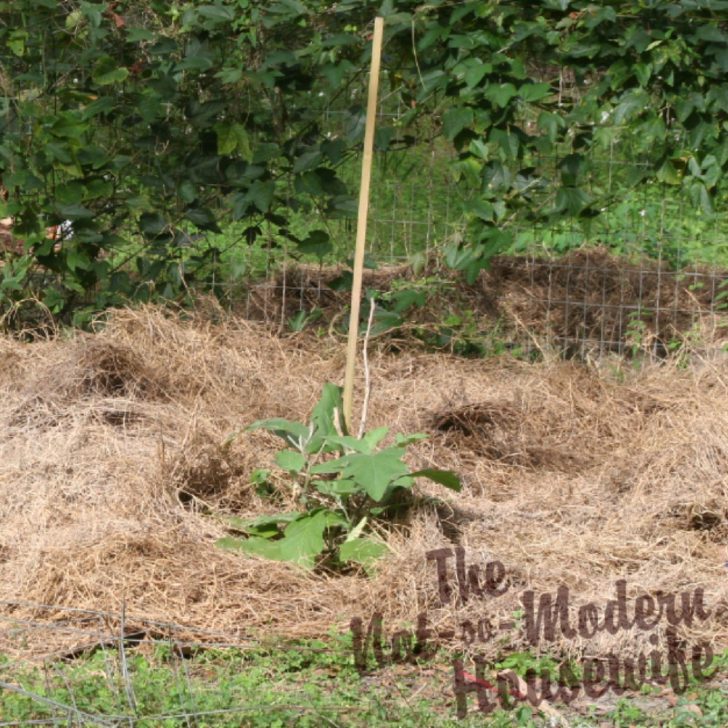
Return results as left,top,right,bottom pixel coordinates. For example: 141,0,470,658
217,383,460,572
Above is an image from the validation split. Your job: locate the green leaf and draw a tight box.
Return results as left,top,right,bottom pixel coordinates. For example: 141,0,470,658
186,206,220,232
94,67,130,86
297,229,331,259
313,478,359,496
369,309,403,337
484,82,518,108
341,448,409,502
275,449,306,473
518,82,551,102
537,111,565,141
307,382,345,452
324,435,370,453
695,24,727,44
247,417,310,444
409,468,462,492
442,107,474,141
243,512,303,528
309,456,349,475
139,212,167,239
278,510,345,568
66,248,92,272
553,187,591,216
613,90,649,124
346,517,368,541
215,122,251,158
463,61,491,89
361,426,389,452
339,537,388,568
224,535,285,560
293,148,324,173
7,30,28,57
197,4,236,22
215,536,252,552
247,179,275,213
57,203,95,220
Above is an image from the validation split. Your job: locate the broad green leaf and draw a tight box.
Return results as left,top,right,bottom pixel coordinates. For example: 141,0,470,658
464,61,491,88
66,248,92,272
553,187,591,216
297,229,331,259
293,148,324,173
227,535,285,560
484,82,517,108
339,537,388,568
614,90,649,124
224,515,264,533
518,82,551,102
215,536,250,551
390,475,414,489
370,309,403,337
341,448,409,501
442,107,474,141
242,524,280,539
278,510,345,568
537,111,565,141
246,180,275,213
7,30,28,57
409,468,462,492
275,449,306,473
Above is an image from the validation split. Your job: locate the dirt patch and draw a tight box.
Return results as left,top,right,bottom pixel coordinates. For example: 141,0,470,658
0,303,726,669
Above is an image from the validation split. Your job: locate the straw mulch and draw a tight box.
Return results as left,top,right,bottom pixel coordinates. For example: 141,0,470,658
0,302,726,664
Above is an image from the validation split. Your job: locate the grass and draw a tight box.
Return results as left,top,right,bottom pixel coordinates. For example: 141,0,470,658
1,638,726,727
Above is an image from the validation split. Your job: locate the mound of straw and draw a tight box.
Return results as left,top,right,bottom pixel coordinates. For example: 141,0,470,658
0,302,726,664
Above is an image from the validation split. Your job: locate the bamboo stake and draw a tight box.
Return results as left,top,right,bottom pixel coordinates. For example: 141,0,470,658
343,16,384,433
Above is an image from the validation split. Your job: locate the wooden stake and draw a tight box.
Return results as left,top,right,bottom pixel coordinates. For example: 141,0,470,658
342,16,384,433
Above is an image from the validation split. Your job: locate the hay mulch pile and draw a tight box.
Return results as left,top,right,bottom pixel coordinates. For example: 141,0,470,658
0,302,727,664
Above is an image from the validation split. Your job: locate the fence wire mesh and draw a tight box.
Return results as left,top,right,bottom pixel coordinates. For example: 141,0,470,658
220,101,728,361
1,601,394,727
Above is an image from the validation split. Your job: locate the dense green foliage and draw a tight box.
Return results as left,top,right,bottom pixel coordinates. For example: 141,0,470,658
1,0,727,320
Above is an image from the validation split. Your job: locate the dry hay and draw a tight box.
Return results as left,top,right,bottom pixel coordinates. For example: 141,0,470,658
0,302,726,668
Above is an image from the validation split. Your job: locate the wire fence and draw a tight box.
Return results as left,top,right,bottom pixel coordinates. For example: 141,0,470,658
224,105,728,361
0,599,459,727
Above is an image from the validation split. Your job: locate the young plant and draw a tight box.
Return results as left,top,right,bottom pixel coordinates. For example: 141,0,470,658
217,383,460,572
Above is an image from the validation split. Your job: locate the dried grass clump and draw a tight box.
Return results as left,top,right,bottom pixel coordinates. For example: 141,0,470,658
0,302,726,666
